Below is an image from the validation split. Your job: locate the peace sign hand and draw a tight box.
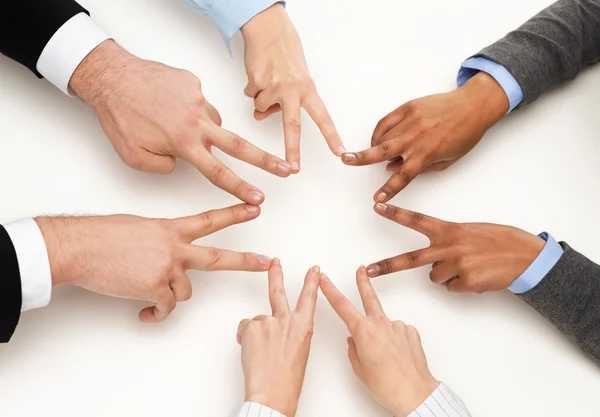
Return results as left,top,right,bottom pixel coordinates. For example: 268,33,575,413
236,260,321,417
241,4,345,172
366,203,545,294
340,72,508,202
319,267,439,417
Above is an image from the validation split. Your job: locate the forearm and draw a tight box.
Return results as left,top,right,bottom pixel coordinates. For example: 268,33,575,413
475,0,600,107
519,243,600,364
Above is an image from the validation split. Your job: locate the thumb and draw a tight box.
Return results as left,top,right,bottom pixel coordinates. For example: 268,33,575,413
237,319,252,345
347,337,364,379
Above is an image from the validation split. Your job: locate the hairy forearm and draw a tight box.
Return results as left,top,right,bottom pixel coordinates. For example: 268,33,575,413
69,39,135,103
34,216,89,287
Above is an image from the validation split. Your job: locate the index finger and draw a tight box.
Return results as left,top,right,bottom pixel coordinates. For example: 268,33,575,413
179,142,264,206
295,265,321,316
174,204,261,242
319,273,362,330
282,99,302,172
341,140,405,166
356,266,385,317
207,124,293,178
303,92,345,157
367,246,448,278
269,259,290,316
373,203,444,237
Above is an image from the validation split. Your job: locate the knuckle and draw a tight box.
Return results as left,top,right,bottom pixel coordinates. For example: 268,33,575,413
411,211,425,223
406,251,419,265
172,131,193,149
231,135,247,154
209,164,226,183
207,247,221,268
380,183,397,195
199,211,213,229
379,142,392,157
399,170,412,184
285,118,301,133
260,151,271,169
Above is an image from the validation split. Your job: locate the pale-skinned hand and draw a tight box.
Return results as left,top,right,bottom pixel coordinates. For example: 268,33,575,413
236,260,321,417
320,267,439,417
36,204,272,322
241,4,345,172
342,72,508,202
70,40,293,205
367,203,546,294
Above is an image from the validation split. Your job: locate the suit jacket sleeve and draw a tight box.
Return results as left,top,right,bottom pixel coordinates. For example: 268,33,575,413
519,243,600,364
0,0,88,77
0,226,22,343
473,0,600,108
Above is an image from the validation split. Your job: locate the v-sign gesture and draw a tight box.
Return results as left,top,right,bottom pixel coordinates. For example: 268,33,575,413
366,203,545,294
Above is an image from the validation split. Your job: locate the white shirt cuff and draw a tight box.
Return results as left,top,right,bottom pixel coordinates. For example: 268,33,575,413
407,383,472,417
230,402,285,417
36,12,110,96
2,219,52,312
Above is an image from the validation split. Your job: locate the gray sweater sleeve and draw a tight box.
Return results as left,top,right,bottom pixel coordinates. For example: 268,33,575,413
474,0,600,107
519,243,600,364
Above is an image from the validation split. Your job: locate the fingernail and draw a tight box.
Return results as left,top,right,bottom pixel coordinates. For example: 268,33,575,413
291,162,300,173
367,264,381,277
249,191,264,204
375,192,387,203
246,205,260,213
311,265,321,274
343,153,358,163
273,258,281,267
277,162,292,175
374,203,388,213
258,255,272,266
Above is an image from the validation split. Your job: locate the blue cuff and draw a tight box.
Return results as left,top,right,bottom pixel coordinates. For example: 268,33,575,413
508,232,564,295
457,57,523,113
184,0,285,47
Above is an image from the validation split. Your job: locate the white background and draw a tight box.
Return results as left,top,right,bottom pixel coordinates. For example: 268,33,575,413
1,0,599,415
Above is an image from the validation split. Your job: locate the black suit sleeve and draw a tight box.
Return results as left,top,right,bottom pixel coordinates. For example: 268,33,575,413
0,0,89,77
0,226,22,343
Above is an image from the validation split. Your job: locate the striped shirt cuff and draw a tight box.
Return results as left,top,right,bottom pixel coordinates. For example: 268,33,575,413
407,383,471,417
230,402,285,417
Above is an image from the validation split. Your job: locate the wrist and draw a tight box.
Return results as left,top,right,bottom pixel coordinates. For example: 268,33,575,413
241,3,286,43
34,217,82,287
69,39,136,105
458,71,509,131
390,379,440,417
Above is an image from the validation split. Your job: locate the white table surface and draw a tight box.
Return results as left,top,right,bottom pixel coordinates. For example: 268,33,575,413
1,0,599,415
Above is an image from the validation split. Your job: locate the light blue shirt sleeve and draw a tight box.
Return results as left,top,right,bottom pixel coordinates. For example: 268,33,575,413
182,0,285,45
508,232,564,294
457,57,523,113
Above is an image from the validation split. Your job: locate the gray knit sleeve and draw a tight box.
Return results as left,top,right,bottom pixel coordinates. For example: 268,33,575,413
474,0,600,108
519,243,600,364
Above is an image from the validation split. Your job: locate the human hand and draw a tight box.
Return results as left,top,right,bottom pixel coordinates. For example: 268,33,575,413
70,40,293,205
366,203,546,293
241,3,344,172
342,72,508,202
35,204,272,322
320,267,439,416
236,260,320,417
